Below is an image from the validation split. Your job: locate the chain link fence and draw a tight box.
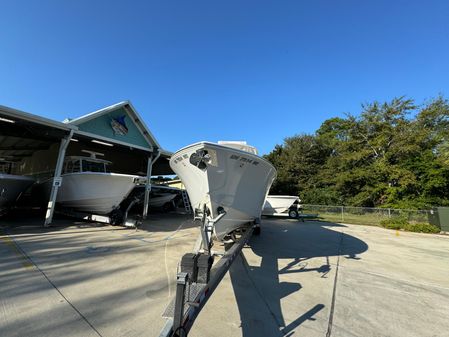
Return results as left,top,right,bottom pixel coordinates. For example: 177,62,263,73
301,204,432,226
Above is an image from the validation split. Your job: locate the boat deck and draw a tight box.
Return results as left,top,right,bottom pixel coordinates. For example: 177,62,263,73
1,214,449,337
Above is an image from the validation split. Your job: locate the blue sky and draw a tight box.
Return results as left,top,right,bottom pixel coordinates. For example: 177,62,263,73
1,1,448,154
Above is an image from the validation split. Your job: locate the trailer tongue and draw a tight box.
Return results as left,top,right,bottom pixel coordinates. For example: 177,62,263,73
159,212,259,337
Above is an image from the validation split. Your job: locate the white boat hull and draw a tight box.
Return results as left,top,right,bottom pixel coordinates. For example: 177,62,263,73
0,174,35,213
53,173,138,215
170,142,276,241
263,195,301,215
149,193,177,208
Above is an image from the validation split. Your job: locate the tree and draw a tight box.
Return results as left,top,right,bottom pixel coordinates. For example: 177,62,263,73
264,96,449,208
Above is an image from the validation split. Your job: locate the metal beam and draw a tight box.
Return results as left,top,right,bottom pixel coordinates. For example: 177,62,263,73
44,130,74,226
0,146,49,151
0,153,34,157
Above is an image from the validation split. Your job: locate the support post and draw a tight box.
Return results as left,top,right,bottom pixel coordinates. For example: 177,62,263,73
143,150,161,220
44,130,74,227
201,220,213,253
341,206,344,222
143,155,153,220
200,208,227,253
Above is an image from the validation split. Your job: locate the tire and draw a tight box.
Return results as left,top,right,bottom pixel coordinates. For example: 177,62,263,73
110,209,124,226
288,209,299,219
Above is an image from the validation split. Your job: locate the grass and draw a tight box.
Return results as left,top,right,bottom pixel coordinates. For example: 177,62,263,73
301,208,441,233
302,209,387,226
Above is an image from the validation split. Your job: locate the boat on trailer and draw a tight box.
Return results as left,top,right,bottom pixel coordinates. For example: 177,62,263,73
42,151,140,215
170,141,276,241
148,191,177,208
128,184,179,210
263,195,301,218
0,161,35,215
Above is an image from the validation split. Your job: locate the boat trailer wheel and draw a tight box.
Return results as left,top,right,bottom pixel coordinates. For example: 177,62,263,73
288,209,299,219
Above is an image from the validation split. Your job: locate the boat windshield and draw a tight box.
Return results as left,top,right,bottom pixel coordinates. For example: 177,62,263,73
81,160,109,173
63,157,111,174
218,141,258,155
64,160,81,174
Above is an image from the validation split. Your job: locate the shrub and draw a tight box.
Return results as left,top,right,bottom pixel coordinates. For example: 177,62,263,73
380,217,440,233
380,216,408,229
403,222,441,233
381,222,402,230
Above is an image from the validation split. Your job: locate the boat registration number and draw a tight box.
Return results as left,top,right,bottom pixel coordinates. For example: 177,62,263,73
230,154,259,166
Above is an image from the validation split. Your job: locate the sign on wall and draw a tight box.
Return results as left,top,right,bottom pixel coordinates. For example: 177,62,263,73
110,115,129,136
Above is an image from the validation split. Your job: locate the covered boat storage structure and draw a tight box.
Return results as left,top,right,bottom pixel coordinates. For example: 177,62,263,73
0,101,172,226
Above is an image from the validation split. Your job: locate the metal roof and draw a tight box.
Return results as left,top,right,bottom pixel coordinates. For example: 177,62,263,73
0,135,55,161
0,102,173,162
0,105,77,161
0,105,77,131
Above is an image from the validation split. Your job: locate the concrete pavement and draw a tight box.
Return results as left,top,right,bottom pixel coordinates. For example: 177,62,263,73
1,215,449,337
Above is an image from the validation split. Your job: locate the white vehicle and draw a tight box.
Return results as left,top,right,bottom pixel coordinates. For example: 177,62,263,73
43,151,139,215
263,195,301,218
0,162,35,215
170,141,276,241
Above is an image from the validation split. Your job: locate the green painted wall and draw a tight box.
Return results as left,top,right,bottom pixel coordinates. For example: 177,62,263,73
77,107,151,149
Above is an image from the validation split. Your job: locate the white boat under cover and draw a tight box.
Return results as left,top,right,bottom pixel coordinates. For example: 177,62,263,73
44,152,139,215
170,141,276,241
148,192,177,208
56,172,139,214
263,195,301,215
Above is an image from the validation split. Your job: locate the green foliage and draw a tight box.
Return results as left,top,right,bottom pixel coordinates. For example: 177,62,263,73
379,217,440,233
380,217,408,230
381,222,403,230
403,223,441,233
265,96,449,209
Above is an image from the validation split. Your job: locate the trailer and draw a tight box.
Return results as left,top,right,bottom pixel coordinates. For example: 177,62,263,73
159,208,258,337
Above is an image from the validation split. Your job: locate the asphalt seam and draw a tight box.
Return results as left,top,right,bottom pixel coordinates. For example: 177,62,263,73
326,230,344,337
3,231,103,337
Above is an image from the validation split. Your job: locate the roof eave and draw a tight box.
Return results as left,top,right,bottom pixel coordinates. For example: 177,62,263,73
0,105,77,131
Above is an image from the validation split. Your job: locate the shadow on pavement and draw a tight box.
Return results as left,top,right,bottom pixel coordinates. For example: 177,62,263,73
229,219,368,337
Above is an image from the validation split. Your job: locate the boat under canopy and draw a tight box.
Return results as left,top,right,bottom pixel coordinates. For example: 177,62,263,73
41,151,140,215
